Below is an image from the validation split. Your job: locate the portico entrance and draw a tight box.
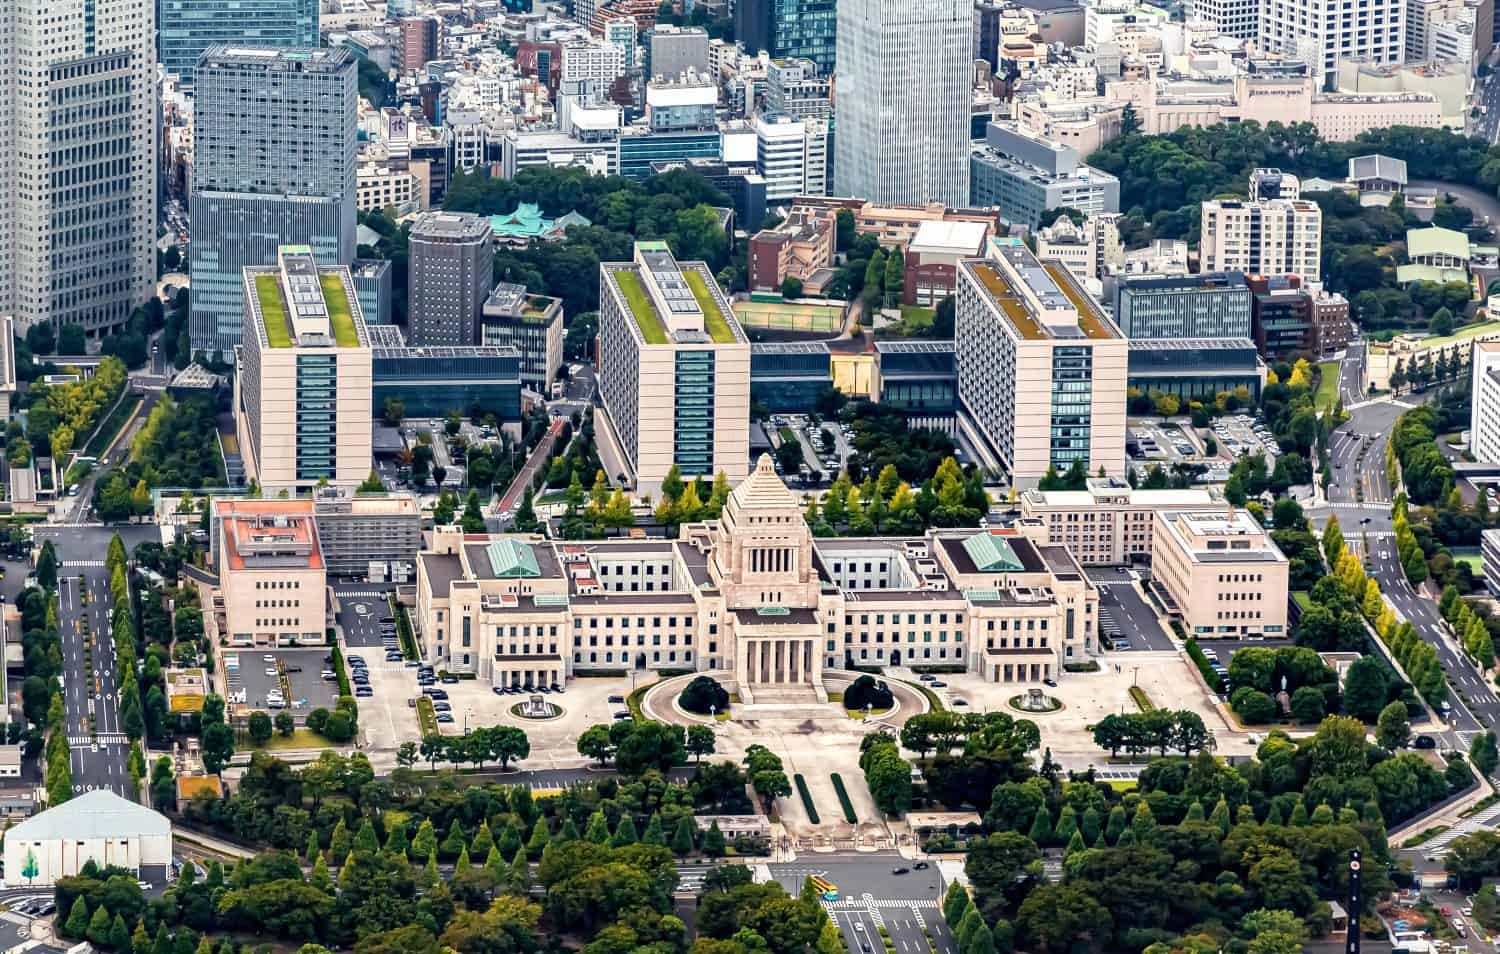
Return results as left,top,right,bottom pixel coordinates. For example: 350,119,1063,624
735,634,826,704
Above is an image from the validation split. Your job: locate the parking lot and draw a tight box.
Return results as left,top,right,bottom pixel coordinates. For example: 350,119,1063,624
224,647,341,720
334,585,399,649
1091,575,1176,651
1212,414,1279,461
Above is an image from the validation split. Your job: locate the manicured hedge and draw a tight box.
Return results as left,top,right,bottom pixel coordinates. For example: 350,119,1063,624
831,773,858,824
1185,638,1221,689
794,773,820,823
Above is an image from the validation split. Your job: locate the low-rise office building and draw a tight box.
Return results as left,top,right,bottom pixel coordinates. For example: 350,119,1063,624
968,122,1120,230
414,455,1099,690
1112,273,1253,340
211,498,328,646
372,344,523,423
480,283,565,392
311,487,423,578
1020,478,1223,565
955,241,1128,486
3,790,172,887
1126,338,1266,401
597,242,752,497
1150,508,1289,639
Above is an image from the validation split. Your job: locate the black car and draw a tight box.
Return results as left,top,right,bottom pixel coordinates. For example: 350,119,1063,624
1415,735,1437,749
492,685,506,695
608,694,625,704
928,680,947,688
913,861,929,870
1043,678,1058,688
440,673,459,684
891,866,909,875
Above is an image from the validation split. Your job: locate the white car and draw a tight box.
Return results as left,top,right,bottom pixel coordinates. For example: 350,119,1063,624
264,668,277,677
262,654,275,662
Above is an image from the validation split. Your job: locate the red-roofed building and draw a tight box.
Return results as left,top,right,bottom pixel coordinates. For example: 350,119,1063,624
212,499,328,646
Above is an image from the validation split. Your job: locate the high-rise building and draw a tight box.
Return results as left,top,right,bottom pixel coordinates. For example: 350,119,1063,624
158,0,319,82
736,0,838,70
755,113,829,201
189,46,358,357
407,212,495,347
834,0,972,206
764,57,832,120
236,246,373,488
955,242,1128,486
0,0,157,338
597,242,751,496
480,283,565,393
398,16,439,71
1199,197,1323,281
1258,0,1405,86
1471,341,1500,464
646,24,709,81
1188,0,1259,40
1112,273,1254,339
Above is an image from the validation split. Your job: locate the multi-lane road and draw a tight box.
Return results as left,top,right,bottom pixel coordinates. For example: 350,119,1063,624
35,525,160,800
1309,354,1497,748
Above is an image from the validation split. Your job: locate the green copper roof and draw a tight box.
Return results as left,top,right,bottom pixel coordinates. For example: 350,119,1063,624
963,533,1024,573
756,606,791,617
489,202,553,239
486,539,541,578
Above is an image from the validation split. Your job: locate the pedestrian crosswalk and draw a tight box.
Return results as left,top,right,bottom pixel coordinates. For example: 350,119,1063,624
62,561,106,568
1416,796,1500,852
337,590,391,600
822,899,939,911
67,734,128,746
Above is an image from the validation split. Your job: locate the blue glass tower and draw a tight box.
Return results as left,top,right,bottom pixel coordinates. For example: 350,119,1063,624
158,0,319,83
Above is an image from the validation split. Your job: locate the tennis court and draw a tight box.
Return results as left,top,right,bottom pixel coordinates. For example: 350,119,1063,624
733,299,845,334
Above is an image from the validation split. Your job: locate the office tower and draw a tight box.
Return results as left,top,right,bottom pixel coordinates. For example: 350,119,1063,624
189,46,358,356
0,0,157,338
237,246,373,488
398,17,440,71
158,0,319,82
834,0,971,206
955,243,1127,486
407,212,495,347
1258,0,1405,86
597,242,751,496
736,0,838,71
646,24,710,80
1472,341,1500,464
480,283,565,393
1112,273,1254,339
1199,197,1323,281
765,58,832,120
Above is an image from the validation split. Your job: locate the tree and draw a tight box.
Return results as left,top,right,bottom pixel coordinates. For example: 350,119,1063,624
1376,700,1412,750
275,711,296,738
671,816,696,856
247,711,273,746
1343,656,1390,721
1473,730,1499,777
1430,306,1455,337
492,726,530,768
201,722,235,774
686,724,717,762
577,724,615,765
781,275,804,299
1289,686,1325,724
679,675,730,715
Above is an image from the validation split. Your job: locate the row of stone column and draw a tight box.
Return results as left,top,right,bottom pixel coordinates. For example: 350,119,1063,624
746,638,811,685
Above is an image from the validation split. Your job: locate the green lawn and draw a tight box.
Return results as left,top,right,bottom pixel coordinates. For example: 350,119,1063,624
249,728,329,751
83,393,141,457
256,274,292,347
684,269,737,344
320,274,361,347
1315,361,1340,413
614,270,668,344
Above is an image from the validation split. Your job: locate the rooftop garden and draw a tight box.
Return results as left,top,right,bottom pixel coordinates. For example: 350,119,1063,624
684,267,737,344
255,274,293,348
320,273,361,347
613,269,669,345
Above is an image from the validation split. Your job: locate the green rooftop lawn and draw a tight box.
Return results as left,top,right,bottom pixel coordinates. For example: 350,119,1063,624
1424,318,1500,348
684,268,737,344
320,273,361,347
256,274,293,348
614,270,668,345
1315,360,1339,414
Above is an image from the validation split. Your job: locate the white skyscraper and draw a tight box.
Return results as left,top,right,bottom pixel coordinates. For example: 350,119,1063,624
1258,0,1406,86
0,0,157,337
833,0,971,206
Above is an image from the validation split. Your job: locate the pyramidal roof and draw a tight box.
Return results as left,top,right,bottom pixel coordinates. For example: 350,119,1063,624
10,789,171,841
730,454,799,512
